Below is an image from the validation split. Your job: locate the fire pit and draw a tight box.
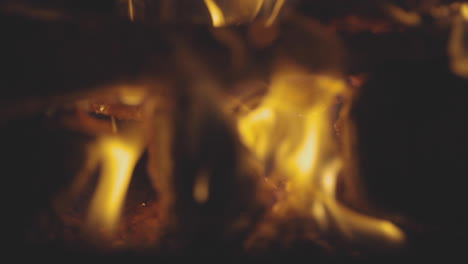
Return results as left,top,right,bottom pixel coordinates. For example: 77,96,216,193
1,0,467,261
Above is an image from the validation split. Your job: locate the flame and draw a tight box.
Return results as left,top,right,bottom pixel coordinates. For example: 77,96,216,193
462,4,468,20
193,170,210,204
204,0,226,27
449,3,468,78
265,0,286,26
237,65,405,245
86,132,143,238
238,107,275,160
128,0,134,21
316,159,404,245
289,113,320,182
204,0,285,27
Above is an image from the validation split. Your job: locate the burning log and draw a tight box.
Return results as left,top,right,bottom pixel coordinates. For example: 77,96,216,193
3,0,468,260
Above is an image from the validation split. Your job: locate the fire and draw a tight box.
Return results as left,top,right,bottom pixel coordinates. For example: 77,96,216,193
317,159,404,245
204,0,226,27
462,3,468,19
265,0,286,26
56,3,405,250
86,131,144,239
204,0,286,27
237,61,405,245
449,3,468,78
127,0,134,21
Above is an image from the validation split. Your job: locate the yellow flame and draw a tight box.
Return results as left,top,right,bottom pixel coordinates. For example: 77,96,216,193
325,197,405,245
238,107,275,161
265,0,286,26
311,201,328,230
321,159,338,195
291,114,320,181
128,0,134,21
250,107,274,123
449,3,468,78
237,67,405,246
252,0,266,20
319,159,404,244
87,134,143,237
462,3,468,20
204,0,225,27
